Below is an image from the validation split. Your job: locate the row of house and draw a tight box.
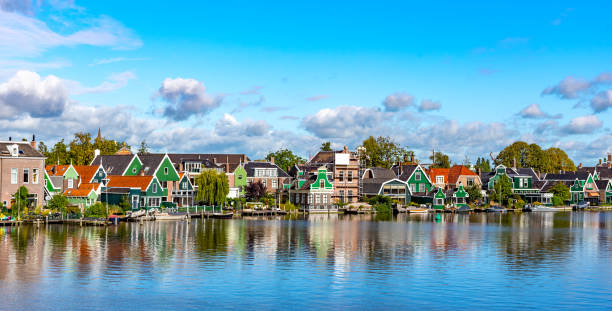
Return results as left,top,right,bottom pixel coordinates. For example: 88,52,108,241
1,135,611,212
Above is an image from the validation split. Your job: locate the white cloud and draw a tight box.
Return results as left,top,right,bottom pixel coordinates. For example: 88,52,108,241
306,95,328,101
215,114,270,137
89,57,149,66
0,70,69,118
66,71,135,94
590,90,612,113
301,106,387,139
0,10,141,57
517,103,561,119
561,115,603,134
419,99,441,112
155,77,221,121
382,92,414,111
542,76,590,99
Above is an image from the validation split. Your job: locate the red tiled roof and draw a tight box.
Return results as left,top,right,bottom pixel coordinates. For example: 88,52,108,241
73,165,99,183
106,175,153,191
64,183,98,197
46,164,71,176
428,168,449,183
448,165,478,185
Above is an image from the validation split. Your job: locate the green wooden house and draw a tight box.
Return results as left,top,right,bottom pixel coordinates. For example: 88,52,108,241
432,187,446,210
452,184,469,208
396,164,433,194
289,166,336,213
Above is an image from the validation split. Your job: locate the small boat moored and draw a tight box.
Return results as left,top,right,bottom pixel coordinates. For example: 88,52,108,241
485,205,507,213
455,206,472,213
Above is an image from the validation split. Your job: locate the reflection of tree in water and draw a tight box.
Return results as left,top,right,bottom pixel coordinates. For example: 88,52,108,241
195,219,229,260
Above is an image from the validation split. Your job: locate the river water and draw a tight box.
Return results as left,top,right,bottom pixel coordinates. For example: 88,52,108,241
1,212,611,310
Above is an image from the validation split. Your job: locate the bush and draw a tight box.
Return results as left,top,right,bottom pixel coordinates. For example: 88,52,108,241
85,202,107,218
515,199,525,210
283,202,298,211
368,195,392,206
373,203,392,215
552,196,563,206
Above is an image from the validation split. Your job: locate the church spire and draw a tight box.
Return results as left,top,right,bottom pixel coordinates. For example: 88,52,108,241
97,128,102,141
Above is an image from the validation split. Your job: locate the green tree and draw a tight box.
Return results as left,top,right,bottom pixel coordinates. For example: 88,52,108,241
550,183,570,204
491,175,513,205
119,195,132,212
47,139,69,165
474,157,491,173
361,136,412,168
195,170,229,206
543,147,576,173
430,151,451,168
48,194,68,212
246,180,267,201
465,184,483,203
496,141,575,173
68,132,94,165
265,148,305,173
93,135,124,156
320,141,332,151
12,186,30,217
137,140,150,155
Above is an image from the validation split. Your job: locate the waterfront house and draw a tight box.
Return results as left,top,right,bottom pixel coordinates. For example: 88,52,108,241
361,167,411,205
172,172,195,207
305,146,362,204
102,175,164,210
452,184,469,207
427,165,481,190
542,171,599,204
431,187,447,209
0,137,45,208
288,166,336,213
481,164,550,204
244,160,291,195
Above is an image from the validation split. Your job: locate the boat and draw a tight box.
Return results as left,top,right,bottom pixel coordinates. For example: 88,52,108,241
531,205,564,212
154,212,187,221
573,201,589,211
210,213,233,219
407,207,429,214
485,206,507,213
455,206,472,213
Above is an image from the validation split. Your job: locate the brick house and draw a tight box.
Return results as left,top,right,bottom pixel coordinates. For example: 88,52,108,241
304,146,360,203
0,138,45,208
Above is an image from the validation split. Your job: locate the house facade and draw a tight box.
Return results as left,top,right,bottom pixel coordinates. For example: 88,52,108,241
0,139,45,208
102,175,164,210
305,146,361,204
289,166,336,213
244,161,291,195
361,167,411,205
395,164,433,200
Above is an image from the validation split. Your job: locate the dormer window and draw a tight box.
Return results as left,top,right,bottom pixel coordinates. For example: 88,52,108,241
67,179,73,189
436,176,444,184
415,171,421,181
132,168,137,174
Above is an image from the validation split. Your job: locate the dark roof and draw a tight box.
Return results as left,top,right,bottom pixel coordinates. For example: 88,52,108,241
543,171,590,181
244,161,290,178
362,179,387,195
515,168,540,180
91,154,134,175
137,154,165,176
168,153,249,165
595,180,610,190
49,176,63,189
0,141,44,158
540,180,573,192
308,151,335,164
596,168,612,180
395,165,418,182
363,167,397,180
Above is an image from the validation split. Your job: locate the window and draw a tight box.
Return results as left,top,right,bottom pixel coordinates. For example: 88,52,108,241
148,197,160,207
419,184,425,192
272,179,278,188
348,171,353,183
67,179,73,189
348,190,353,198
238,175,243,180
323,194,328,204
132,168,137,174
10,168,17,184
296,194,300,203
308,194,313,204
339,190,345,202
415,171,421,181
410,184,416,193
161,181,168,188
435,198,444,205
320,180,325,188
436,176,444,184
32,169,39,184
22,168,28,183
339,171,344,182
182,181,187,189
315,194,320,204
164,167,169,175
457,197,465,204
262,179,267,188
467,178,474,187
152,183,157,193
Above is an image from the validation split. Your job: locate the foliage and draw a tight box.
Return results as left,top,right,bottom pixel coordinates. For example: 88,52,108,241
195,170,230,206
85,202,108,218
137,140,150,155
42,132,128,165
429,151,451,168
491,175,513,206
549,183,570,202
283,202,298,211
48,194,68,212
474,157,491,173
465,185,482,203
361,136,413,168
259,193,276,207
13,186,30,215
514,199,525,210
373,203,392,215
496,141,575,173
119,195,132,212
367,195,392,206
552,196,564,206
320,141,332,151
246,180,267,201
265,148,305,173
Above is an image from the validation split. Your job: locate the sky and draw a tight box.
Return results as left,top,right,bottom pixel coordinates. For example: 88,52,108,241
0,0,611,165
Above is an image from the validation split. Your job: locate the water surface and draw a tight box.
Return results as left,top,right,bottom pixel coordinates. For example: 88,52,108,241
1,212,612,310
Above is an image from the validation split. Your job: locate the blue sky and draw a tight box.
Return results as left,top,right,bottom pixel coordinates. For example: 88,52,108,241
0,0,611,164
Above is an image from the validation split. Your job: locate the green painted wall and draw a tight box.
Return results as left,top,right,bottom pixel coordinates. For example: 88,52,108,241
453,185,468,207
91,167,106,183
124,156,143,176
310,168,333,190
67,191,97,207
234,165,247,195
178,174,193,191
432,188,446,209
512,176,532,189
145,177,164,197
64,165,79,180
155,157,180,182
44,172,60,193
407,166,432,192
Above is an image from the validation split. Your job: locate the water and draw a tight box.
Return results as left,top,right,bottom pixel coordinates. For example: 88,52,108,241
1,212,612,310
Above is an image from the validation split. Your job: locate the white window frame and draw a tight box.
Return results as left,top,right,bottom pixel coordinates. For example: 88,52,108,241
11,168,17,184
67,178,74,189
152,183,158,193
410,184,416,193
419,183,425,192
164,167,169,175
272,179,278,188
32,168,39,184
415,171,421,181
436,176,444,184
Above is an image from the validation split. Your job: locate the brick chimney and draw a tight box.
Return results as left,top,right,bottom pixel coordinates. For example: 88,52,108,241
343,146,349,153
30,134,36,149
513,157,517,169
270,156,275,164
213,158,217,165
578,163,582,169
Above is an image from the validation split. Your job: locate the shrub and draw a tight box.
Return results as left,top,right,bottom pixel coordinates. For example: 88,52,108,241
283,202,298,211
515,199,525,210
552,196,563,206
85,202,107,218
373,203,392,215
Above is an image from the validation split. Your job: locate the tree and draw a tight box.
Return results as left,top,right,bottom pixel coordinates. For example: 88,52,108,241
265,148,305,173
361,136,412,168
119,195,132,212
195,170,229,206
137,140,150,155
246,180,267,201
12,186,29,217
465,184,483,203
491,175,513,205
320,141,332,151
496,141,575,173
430,151,451,168
474,157,491,173
46,139,69,165
550,183,570,204
48,194,68,212
68,132,94,165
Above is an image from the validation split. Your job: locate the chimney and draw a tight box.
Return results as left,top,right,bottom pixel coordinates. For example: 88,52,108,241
513,157,517,169
270,156,275,164
30,134,36,149
8,136,11,141
179,162,184,172
608,153,612,163
213,158,217,165
94,149,100,158
599,159,603,166
343,146,349,153
578,163,582,169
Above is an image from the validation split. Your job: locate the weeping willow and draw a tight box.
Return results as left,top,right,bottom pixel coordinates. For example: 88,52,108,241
195,170,229,206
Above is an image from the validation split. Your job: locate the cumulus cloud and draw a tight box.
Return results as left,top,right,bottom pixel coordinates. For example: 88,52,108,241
301,106,387,139
542,76,590,99
89,57,149,66
0,70,68,119
561,115,603,134
215,114,270,137
0,10,141,57
534,120,558,134
517,103,561,119
155,77,221,121
590,90,612,113
382,92,414,111
419,99,441,112
542,72,612,110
